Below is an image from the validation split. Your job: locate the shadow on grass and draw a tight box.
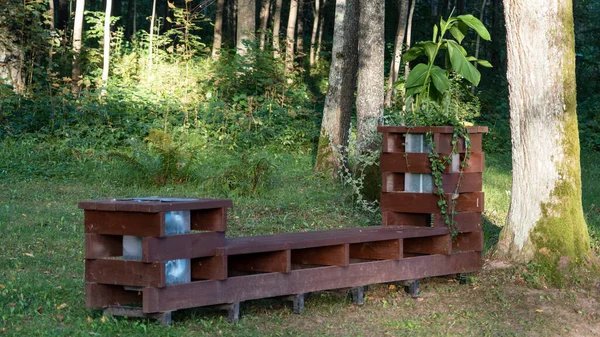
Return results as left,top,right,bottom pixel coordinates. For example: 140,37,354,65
483,214,502,254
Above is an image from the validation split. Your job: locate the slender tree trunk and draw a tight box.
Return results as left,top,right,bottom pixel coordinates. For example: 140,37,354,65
72,0,85,93
496,0,590,273
272,0,283,57
285,0,299,73
403,0,415,89
314,0,359,176
471,0,487,94
212,0,225,58
384,0,409,107
258,0,271,50
48,0,55,69
309,0,320,66
315,0,326,63
58,0,70,30
102,0,112,86
295,0,304,56
236,0,256,55
148,0,157,71
133,0,137,35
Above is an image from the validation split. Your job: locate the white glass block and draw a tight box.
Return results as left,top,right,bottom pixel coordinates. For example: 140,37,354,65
165,210,191,235
165,259,191,285
123,235,142,260
405,173,433,193
405,134,423,153
421,174,433,193
451,153,460,173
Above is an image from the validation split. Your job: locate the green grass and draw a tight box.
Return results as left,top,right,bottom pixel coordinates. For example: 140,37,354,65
1,139,599,336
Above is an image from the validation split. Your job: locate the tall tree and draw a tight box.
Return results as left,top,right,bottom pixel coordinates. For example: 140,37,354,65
272,0,283,57
403,0,415,92
72,0,85,93
384,0,409,107
295,0,304,56
309,0,320,66
57,0,70,30
314,0,358,175
148,0,157,71
236,0,256,54
102,0,113,86
285,0,299,73
258,0,271,50
314,0,327,64
212,0,225,58
496,0,590,274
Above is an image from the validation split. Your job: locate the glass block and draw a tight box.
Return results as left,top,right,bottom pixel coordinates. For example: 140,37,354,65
405,134,424,153
165,210,191,235
123,235,142,260
421,174,433,193
405,173,433,193
451,153,460,172
165,259,191,285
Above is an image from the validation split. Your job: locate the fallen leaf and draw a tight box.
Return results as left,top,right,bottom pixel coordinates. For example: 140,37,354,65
100,316,106,323
388,285,397,291
56,286,62,290
8,303,16,307
0,284,5,289
536,309,544,313
24,253,34,258
87,316,93,323
56,303,68,310
56,314,63,322
36,306,43,314
417,297,424,302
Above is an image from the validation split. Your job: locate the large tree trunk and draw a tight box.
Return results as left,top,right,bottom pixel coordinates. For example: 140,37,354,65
72,0,85,93
314,0,359,176
236,0,256,55
285,0,299,73
102,0,112,86
212,0,225,58
309,0,320,66
384,0,409,107
0,40,25,94
496,0,590,272
258,0,271,50
272,0,283,57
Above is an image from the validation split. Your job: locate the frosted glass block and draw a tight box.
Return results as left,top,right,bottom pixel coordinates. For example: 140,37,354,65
451,153,460,173
165,210,191,235
165,259,191,285
123,235,142,260
405,134,424,153
421,174,433,193
405,173,420,192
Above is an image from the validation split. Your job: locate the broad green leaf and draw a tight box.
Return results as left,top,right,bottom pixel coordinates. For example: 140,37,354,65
433,24,439,43
429,66,450,93
443,39,467,55
466,56,477,61
419,41,438,63
402,46,424,62
457,14,491,41
405,63,430,96
449,25,465,44
447,40,481,86
477,59,493,68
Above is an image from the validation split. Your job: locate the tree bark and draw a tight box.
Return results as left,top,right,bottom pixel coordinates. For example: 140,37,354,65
315,0,326,64
385,0,409,107
496,0,590,271
72,0,85,93
58,0,70,30
258,0,271,50
403,0,415,94
0,40,25,94
272,0,283,57
236,0,256,55
285,0,299,73
102,0,113,86
148,0,157,71
314,0,359,176
295,0,304,56
471,0,487,94
212,0,226,58
309,0,320,66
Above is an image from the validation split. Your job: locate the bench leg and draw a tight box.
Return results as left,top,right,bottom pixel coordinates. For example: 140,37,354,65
351,286,365,306
404,279,419,298
221,302,240,323
292,293,305,314
103,306,173,326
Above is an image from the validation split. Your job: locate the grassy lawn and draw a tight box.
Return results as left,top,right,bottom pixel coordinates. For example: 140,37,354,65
1,140,599,336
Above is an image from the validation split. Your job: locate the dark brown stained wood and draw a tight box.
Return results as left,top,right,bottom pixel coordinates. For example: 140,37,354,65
225,226,449,255
191,208,227,232
79,198,233,213
377,126,488,134
382,212,431,227
459,152,485,173
382,172,405,192
349,240,402,260
438,173,483,193
84,210,165,237
432,213,482,232
229,250,291,273
142,232,225,262
86,259,166,288
382,132,405,152
291,244,349,266
192,249,228,280
380,192,484,213
86,283,142,308
380,153,432,173
452,231,484,252
434,133,483,153
142,252,482,312
404,235,451,255
86,234,123,259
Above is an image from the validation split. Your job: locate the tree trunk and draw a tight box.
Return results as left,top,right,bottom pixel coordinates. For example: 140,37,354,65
471,0,487,94
384,0,409,107
148,0,157,71
272,0,283,57
236,0,256,55
315,0,326,64
72,0,85,93
133,0,137,35
295,0,304,56
0,40,25,94
309,0,320,66
285,0,299,73
258,0,271,50
212,0,225,58
314,0,359,176
58,0,70,30
496,0,590,276
403,0,415,93
102,0,112,86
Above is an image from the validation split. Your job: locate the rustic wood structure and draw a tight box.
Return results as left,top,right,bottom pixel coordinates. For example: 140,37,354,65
80,126,487,325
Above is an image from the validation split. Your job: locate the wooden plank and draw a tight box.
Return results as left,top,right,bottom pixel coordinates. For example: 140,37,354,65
377,126,487,134
434,133,484,153
404,235,451,255
453,192,485,212
79,198,233,213
86,283,142,308
142,232,225,262
349,239,402,260
142,252,482,313
380,192,484,213
86,259,166,288
452,231,484,252
382,172,404,192
192,248,228,280
84,210,165,237
86,234,122,259
382,212,431,227
432,213,482,232
438,173,482,193
380,153,432,173
191,208,227,232
382,132,405,153
291,244,349,266
460,152,485,173
229,250,291,273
